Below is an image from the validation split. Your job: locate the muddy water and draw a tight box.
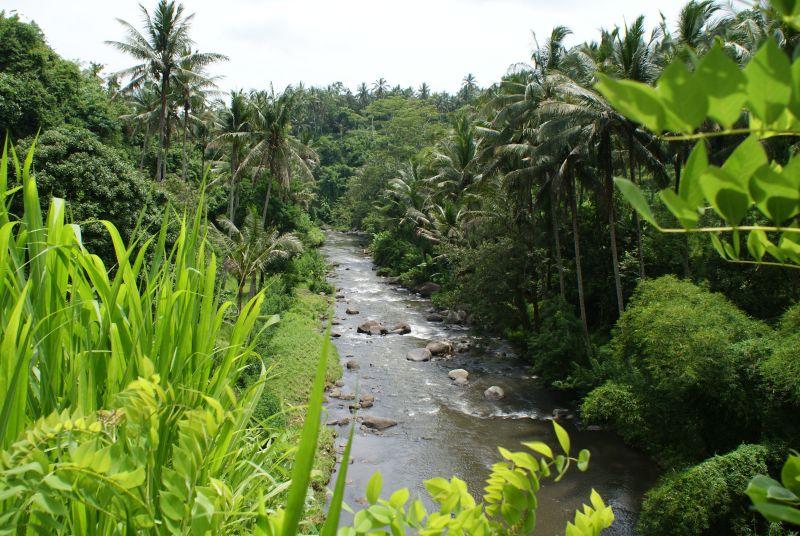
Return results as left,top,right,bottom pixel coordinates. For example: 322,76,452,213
322,231,658,534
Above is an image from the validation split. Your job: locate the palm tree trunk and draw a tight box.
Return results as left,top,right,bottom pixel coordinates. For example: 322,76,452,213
628,129,645,279
261,177,273,227
568,172,590,346
550,185,566,302
139,124,151,171
181,102,189,181
156,72,169,182
603,132,625,316
228,141,240,225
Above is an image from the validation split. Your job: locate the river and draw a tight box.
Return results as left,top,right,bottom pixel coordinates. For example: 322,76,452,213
321,231,658,534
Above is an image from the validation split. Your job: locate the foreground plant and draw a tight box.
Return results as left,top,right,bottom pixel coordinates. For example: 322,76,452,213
596,0,800,527
0,140,284,533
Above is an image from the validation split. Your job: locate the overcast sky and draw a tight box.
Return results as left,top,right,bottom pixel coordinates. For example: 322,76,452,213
10,0,697,93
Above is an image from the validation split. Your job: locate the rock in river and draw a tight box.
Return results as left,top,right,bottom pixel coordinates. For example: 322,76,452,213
346,307,359,315
448,369,469,381
357,320,387,335
416,282,441,297
406,348,432,362
346,360,359,370
427,340,452,356
388,322,411,335
361,415,398,430
425,313,444,323
484,386,505,400
359,394,375,408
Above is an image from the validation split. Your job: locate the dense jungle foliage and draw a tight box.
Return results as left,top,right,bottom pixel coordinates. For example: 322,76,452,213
1,0,800,534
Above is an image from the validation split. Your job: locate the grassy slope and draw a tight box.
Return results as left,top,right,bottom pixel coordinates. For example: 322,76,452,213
262,287,342,517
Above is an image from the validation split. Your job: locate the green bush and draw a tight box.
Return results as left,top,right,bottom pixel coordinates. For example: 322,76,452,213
291,250,332,294
638,444,769,536
581,381,648,443
370,230,422,273
760,303,800,410
589,276,770,462
527,299,587,384
17,127,159,263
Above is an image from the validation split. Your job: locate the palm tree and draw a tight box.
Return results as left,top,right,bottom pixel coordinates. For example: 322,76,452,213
213,208,303,307
357,83,370,107
418,82,431,100
212,90,251,223
240,88,319,226
171,48,221,181
372,77,388,98
460,73,478,102
120,81,161,171
107,0,226,181
429,114,479,199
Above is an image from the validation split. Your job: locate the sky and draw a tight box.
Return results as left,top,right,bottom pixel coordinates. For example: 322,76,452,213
9,0,695,94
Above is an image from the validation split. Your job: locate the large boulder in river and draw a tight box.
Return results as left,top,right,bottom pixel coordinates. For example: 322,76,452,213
357,320,387,335
388,322,411,335
484,386,505,400
427,340,452,356
361,415,398,430
346,307,359,315
406,348,432,362
448,369,469,381
416,282,441,298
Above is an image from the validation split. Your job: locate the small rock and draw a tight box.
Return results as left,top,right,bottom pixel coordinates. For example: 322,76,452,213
389,322,411,335
358,320,387,335
326,417,351,426
346,308,359,315
334,379,345,387
330,389,355,401
346,360,359,370
448,369,469,381
427,341,452,356
453,377,469,386
360,415,398,430
416,282,441,297
586,425,603,432
331,332,341,338
359,394,375,408
406,348,432,362
426,313,444,323
552,408,570,420
484,386,505,400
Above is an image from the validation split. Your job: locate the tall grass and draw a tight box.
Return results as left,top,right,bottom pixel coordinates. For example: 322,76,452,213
0,140,286,533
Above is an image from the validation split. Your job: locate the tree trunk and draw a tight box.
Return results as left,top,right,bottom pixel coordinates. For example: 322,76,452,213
603,132,625,316
628,129,645,279
156,71,170,182
227,140,240,225
181,102,189,181
550,185,566,302
568,171,590,346
139,124,150,171
261,177,273,227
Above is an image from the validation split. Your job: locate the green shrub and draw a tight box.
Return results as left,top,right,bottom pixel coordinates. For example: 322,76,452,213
527,299,587,384
370,230,422,273
17,126,160,263
581,381,648,443
638,444,769,536
593,276,770,462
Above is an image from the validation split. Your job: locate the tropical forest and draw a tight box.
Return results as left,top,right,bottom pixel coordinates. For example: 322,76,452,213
1,0,800,534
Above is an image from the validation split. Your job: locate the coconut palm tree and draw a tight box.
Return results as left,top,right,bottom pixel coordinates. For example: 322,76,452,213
240,88,319,226
213,207,303,307
418,82,431,100
460,73,479,102
372,77,389,98
171,49,221,181
120,81,161,171
107,0,227,181
213,90,251,223
428,114,479,200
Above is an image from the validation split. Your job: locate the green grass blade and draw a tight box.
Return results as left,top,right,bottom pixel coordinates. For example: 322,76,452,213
281,318,332,536
320,421,354,536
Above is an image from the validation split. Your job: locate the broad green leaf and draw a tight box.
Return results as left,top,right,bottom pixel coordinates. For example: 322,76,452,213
596,75,666,133
614,178,660,228
781,455,800,496
522,441,553,459
389,488,409,508
657,61,708,132
680,141,709,209
660,189,699,228
750,165,800,223
747,230,768,261
694,44,747,128
366,471,383,504
699,167,750,225
744,38,792,125
722,136,768,186
577,449,591,472
553,420,570,455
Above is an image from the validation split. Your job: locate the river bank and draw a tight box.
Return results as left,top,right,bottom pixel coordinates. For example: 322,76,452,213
320,231,658,534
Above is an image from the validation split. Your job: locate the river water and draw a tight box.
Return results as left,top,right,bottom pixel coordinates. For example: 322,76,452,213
321,231,658,534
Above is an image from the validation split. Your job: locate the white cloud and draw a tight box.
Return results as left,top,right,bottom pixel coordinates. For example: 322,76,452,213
9,0,689,93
